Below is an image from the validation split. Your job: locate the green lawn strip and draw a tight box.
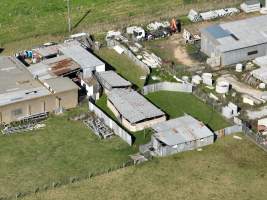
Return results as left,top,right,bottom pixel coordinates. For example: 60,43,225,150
146,91,230,130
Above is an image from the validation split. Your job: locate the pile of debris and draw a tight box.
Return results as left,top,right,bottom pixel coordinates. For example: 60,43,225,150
188,8,240,22
106,31,162,69
2,123,46,135
83,117,114,139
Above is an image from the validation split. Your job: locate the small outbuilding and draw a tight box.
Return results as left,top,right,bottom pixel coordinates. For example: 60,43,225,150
81,75,101,100
107,89,166,132
149,115,214,156
95,71,132,93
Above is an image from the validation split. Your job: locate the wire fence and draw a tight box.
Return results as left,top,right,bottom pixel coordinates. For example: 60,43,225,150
0,159,134,200
193,87,225,114
242,124,267,152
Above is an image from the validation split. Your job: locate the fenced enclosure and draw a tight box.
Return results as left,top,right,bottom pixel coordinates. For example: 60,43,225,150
142,82,193,95
88,100,133,145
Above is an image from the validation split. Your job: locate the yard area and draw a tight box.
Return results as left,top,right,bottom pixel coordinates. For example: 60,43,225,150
24,133,267,200
146,91,229,130
97,48,148,89
0,104,134,198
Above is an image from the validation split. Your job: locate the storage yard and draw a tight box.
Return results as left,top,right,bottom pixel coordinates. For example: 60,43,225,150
1,0,267,199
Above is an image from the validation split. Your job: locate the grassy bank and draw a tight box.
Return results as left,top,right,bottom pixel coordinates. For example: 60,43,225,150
97,48,147,89
24,133,267,200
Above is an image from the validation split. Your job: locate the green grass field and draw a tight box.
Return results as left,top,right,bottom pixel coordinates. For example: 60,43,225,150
0,0,241,54
146,91,229,130
0,104,134,198
24,133,267,200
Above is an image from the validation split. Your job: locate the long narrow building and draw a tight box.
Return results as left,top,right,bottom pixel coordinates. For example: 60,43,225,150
107,88,166,132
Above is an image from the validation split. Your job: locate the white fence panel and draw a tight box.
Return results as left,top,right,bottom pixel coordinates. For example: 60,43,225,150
89,101,132,145
142,82,193,95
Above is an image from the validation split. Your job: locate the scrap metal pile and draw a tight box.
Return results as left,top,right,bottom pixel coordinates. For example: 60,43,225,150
1,112,48,135
105,18,182,70
83,117,114,139
2,123,46,135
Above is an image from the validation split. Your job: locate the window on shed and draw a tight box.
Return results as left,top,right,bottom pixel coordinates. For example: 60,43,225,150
11,108,23,116
248,50,258,56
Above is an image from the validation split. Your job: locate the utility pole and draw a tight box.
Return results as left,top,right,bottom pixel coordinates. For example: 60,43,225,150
67,0,71,33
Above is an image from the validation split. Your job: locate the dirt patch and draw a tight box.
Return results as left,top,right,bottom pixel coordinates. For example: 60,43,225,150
174,44,195,67
170,34,197,67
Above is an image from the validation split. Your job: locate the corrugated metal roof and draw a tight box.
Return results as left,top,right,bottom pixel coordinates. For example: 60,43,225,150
96,71,131,90
152,115,214,146
202,15,267,52
108,89,165,123
28,55,81,80
59,41,104,70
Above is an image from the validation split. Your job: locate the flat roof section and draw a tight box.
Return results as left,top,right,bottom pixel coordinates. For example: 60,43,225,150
96,71,132,90
0,56,50,106
44,77,79,93
152,115,214,146
59,41,105,70
33,45,60,58
108,89,165,124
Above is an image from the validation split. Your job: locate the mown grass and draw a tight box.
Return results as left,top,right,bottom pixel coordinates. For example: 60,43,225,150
96,48,147,89
24,133,267,200
146,91,230,130
0,104,134,198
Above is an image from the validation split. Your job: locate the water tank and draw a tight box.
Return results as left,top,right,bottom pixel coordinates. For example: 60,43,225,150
182,76,189,82
222,106,233,119
216,81,230,94
259,83,266,89
192,75,202,85
202,73,213,86
236,63,243,72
